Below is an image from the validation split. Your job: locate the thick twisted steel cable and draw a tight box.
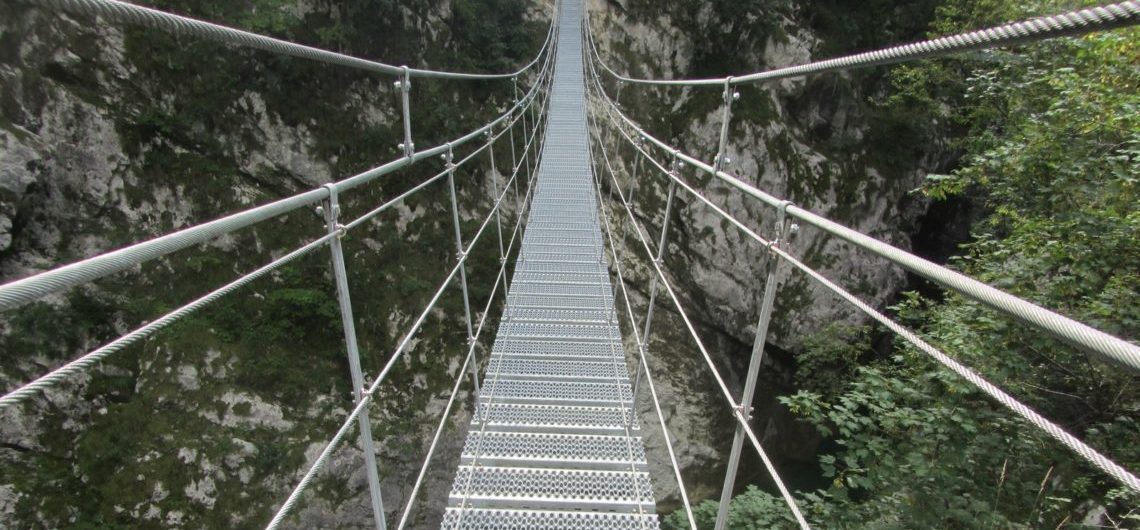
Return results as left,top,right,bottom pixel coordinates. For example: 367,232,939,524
0,58,554,313
0,233,335,407
596,97,1140,494
0,66,552,408
587,1,1140,86
590,78,1140,373
29,0,555,80
266,88,549,530
587,93,696,529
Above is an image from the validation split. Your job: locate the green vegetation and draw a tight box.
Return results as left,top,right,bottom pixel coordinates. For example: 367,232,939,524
667,0,1140,527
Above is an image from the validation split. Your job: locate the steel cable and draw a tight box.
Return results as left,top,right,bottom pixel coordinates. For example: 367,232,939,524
593,88,1140,493
0,46,555,313
587,1,1140,86
587,60,1140,373
265,71,551,529
0,61,552,407
31,0,555,80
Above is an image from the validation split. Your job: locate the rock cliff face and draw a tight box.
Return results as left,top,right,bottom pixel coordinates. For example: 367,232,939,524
0,0,547,527
1,0,952,526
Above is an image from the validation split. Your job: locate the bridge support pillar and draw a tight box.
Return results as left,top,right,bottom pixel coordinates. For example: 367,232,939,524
320,184,388,530
713,204,789,530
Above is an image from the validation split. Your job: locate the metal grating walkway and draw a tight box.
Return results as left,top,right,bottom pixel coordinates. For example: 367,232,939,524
441,0,660,527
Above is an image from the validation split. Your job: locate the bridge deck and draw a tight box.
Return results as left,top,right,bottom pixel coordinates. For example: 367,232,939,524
441,0,660,527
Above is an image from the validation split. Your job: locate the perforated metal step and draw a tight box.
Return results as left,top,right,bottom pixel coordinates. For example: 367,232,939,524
479,378,632,406
460,432,646,470
492,339,624,359
440,508,660,530
472,402,639,435
498,322,620,342
448,466,655,511
504,307,615,324
485,357,631,382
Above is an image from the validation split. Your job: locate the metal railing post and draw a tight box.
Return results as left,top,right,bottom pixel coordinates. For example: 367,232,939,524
320,184,387,530
713,202,790,530
444,145,480,394
630,153,679,410
485,130,506,261
713,77,738,173
515,80,533,186
396,66,414,157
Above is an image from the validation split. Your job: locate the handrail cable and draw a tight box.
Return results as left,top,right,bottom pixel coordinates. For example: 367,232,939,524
585,58,812,529
449,51,556,529
0,54,554,408
266,59,554,530
589,108,652,530
586,87,696,529
394,42,554,530
588,1,1140,87
583,30,1140,373
589,71,1140,494
0,43,556,314
395,116,540,530
30,0,556,80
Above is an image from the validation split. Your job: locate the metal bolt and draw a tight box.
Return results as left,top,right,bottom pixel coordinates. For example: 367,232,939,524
315,206,324,216
393,80,402,90
732,91,741,101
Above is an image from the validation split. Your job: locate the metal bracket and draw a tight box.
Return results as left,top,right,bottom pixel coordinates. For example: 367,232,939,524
397,66,414,158
713,76,738,173
320,184,342,231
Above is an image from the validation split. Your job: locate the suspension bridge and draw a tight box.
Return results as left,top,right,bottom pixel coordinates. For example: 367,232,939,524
3,0,1139,528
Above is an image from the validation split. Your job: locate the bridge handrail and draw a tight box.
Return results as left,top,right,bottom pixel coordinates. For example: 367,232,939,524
0,54,555,314
0,46,555,408
267,59,554,530
395,47,553,529
589,1,1139,87
585,51,1140,494
30,0,557,80
583,29,1140,373
584,46,812,529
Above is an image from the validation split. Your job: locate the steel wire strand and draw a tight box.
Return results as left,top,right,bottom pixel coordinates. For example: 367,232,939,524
30,0,556,80
266,90,549,530
450,66,553,529
598,121,812,530
584,45,808,526
597,100,1140,494
396,167,529,529
586,1,1140,86
587,75,1140,374
0,71,552,312
583,85,652,529
0,233,336,408
0,73,552,407
586,96,696,529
